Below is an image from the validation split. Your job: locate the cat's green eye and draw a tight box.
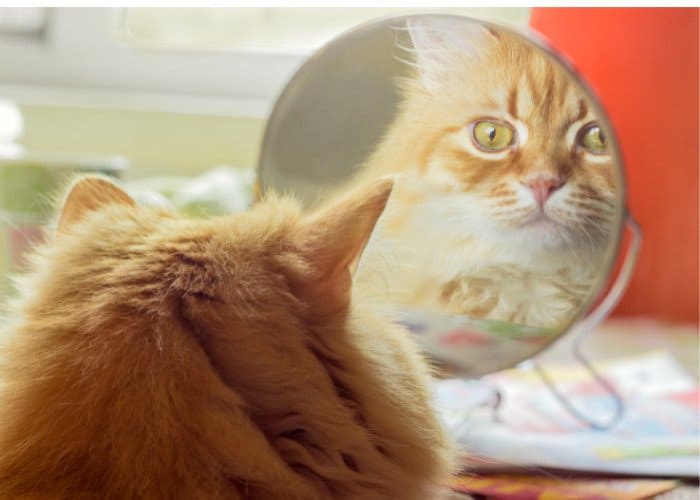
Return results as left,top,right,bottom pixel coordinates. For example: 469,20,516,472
578,123,607,155
472,121,515,152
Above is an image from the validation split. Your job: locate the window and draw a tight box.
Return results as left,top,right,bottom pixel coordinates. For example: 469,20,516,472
0,8,530,118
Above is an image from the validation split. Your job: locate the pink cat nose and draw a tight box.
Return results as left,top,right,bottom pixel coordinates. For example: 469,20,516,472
522,176,565,205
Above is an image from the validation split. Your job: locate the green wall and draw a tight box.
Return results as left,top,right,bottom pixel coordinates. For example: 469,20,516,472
1,104,265,299
17,105,266,180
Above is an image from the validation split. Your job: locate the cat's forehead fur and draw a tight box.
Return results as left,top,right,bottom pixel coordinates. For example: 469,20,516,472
406,26,586,131
354,18,618,252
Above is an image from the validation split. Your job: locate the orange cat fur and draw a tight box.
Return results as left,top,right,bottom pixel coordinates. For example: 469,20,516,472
351,17,618,328
0,176,453,499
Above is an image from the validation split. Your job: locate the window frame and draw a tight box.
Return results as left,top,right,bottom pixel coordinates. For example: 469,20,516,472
0,8,306,117
0,7,531,118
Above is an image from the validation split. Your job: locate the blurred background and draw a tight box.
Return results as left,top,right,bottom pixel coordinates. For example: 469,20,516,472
0,7,528,178
0,7,697,327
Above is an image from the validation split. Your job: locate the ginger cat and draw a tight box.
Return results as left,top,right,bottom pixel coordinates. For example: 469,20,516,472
352,17,618,329
0,176,453,499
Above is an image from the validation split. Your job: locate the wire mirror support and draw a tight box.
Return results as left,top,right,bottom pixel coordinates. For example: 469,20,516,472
493,216,642,430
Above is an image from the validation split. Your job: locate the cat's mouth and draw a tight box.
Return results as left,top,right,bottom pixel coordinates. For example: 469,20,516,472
517,210,575,248
522,211,562,229
517,208,605,250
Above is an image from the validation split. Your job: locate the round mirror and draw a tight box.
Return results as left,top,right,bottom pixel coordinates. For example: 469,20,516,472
258,14,626,376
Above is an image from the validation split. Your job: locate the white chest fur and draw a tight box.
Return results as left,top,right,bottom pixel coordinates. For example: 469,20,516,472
356,182,601,329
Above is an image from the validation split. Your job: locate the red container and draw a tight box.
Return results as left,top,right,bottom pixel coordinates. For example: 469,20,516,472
530,8,699,324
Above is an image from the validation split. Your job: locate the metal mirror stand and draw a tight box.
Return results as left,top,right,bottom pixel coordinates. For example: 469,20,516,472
491,214,642,430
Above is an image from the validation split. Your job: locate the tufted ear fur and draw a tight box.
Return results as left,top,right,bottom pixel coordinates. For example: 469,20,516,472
57,176,135,233
295,177,394,305
406,16,495,92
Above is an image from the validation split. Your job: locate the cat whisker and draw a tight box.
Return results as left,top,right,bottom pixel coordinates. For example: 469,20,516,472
561,208,608,224
568,200,614,215
559,197,615,214
570,195,615,210
572,210,613,230
393,55,421,70
389,24,412,33
394,41,420,54
555,209,609,247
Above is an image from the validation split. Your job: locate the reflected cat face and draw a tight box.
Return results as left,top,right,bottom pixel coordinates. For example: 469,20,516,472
400,18,617,250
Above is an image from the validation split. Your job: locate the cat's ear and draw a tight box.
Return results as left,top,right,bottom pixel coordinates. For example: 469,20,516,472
58,176,135,233
297,177,393,297
406,17,495,92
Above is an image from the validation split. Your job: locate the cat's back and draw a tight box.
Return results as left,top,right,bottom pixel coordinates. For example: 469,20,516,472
0,176,455,499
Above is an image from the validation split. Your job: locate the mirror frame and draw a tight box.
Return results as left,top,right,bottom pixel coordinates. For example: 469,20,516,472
258,13,629,373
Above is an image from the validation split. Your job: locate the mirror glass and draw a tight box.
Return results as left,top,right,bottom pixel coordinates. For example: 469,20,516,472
259,14,626,376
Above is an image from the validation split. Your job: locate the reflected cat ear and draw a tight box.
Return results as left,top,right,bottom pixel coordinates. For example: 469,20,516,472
406,17,495,92
297,177,393,298
58,176,135,233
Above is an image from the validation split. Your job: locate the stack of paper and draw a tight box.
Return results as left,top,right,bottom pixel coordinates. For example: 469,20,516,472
435,351,699,477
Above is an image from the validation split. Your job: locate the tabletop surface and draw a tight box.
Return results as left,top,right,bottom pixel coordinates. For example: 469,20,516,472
457,317,699,499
